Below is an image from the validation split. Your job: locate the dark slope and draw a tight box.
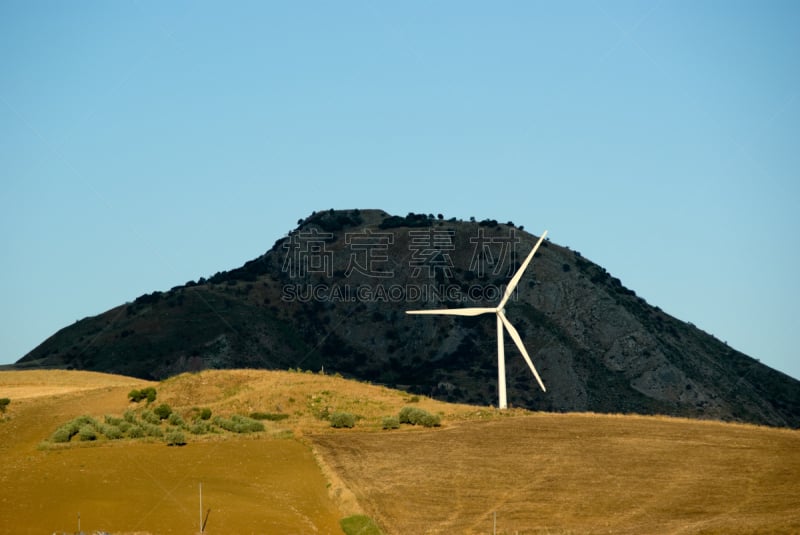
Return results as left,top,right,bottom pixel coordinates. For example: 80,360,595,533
16,209,800,427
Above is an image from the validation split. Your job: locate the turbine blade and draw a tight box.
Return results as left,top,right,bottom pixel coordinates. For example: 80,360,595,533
498,230,548,310
406,307,495,316
498,311,546,392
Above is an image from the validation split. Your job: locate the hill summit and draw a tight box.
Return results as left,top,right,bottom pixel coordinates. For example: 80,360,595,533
15,209,800,427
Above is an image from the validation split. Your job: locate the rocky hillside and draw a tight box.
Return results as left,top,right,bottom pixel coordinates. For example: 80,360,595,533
15,209,800,427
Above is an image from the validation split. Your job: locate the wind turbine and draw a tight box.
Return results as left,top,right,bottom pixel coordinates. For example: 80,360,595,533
406,231,548,409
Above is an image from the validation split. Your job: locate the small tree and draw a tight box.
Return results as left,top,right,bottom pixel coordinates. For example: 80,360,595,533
330,411,356,428
382,416,400,430
144,387,157,403
168,412,184,426
78,424,97,441
154,404,172,420
0,398,10,414
128,387,156,403
398,406,440,427
166,430,187,446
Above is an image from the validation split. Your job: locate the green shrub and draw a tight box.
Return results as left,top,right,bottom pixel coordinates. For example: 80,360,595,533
144,387,157,403
165,430,187,446
382,416,400,430
78,424,97,441
231,414,265,433
129,387,157,403
199,407,212,420
143,423,163,438
153,404,172,420
140,410,160,425
51,415,101,443
51,426,73,443
398,406,424,424
330,411,356,429
0,398,10,413
250,412,289,421
340,515,384,535
73,415,99,428
123,409,137,423
213,415,265,433
127,425,145,438
104,415,123,426
398,407,440,427
101,424,123,440
189,421,212,435
417,412,441,427
168,413,184,426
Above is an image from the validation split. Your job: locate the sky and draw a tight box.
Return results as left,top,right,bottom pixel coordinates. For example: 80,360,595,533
1,1,798,380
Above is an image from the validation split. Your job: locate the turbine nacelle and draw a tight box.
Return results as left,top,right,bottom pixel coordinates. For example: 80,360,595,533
406,231,548,409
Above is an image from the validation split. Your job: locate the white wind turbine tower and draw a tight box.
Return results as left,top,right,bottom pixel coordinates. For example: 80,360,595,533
406,231,548,409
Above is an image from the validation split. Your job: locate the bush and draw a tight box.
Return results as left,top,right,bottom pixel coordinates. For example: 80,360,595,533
189,421,212,435
78,424,97,441
382,416,400,430
417,412,441,427
168,413,184,426
123,409,137,424
213,415,265,434
51,415,100,443
104,415,123,426
250,412,289,421
153,404,172,420
144,387,157,403
140,410,160,425
129,387,157,403
0,398,10,413
232,414,264,433
199,407,212,420
127,425,145,438
101,424,123,440
51,426,74,443
143,423,163,438
398,407,440,427
165,430,187,446
330,412,356,429
340,515,384,535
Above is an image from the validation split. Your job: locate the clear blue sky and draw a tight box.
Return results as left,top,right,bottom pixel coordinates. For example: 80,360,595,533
1,1,798,380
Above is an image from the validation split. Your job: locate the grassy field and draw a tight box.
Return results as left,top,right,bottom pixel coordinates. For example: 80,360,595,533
1,369,798,534
313,415,800,534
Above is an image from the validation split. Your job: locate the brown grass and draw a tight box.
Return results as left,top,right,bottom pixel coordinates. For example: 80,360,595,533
0,369,148,399
312,414,800,534
1,369,798,534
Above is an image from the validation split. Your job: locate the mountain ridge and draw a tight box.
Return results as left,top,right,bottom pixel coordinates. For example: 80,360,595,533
14,208,800,428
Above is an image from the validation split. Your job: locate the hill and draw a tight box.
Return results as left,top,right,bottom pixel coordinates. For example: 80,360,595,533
0,369,797,534
14,209,800,428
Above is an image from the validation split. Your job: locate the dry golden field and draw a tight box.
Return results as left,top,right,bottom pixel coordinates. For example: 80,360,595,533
314,415,800,534
1,369,798,534
0,369,474,534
